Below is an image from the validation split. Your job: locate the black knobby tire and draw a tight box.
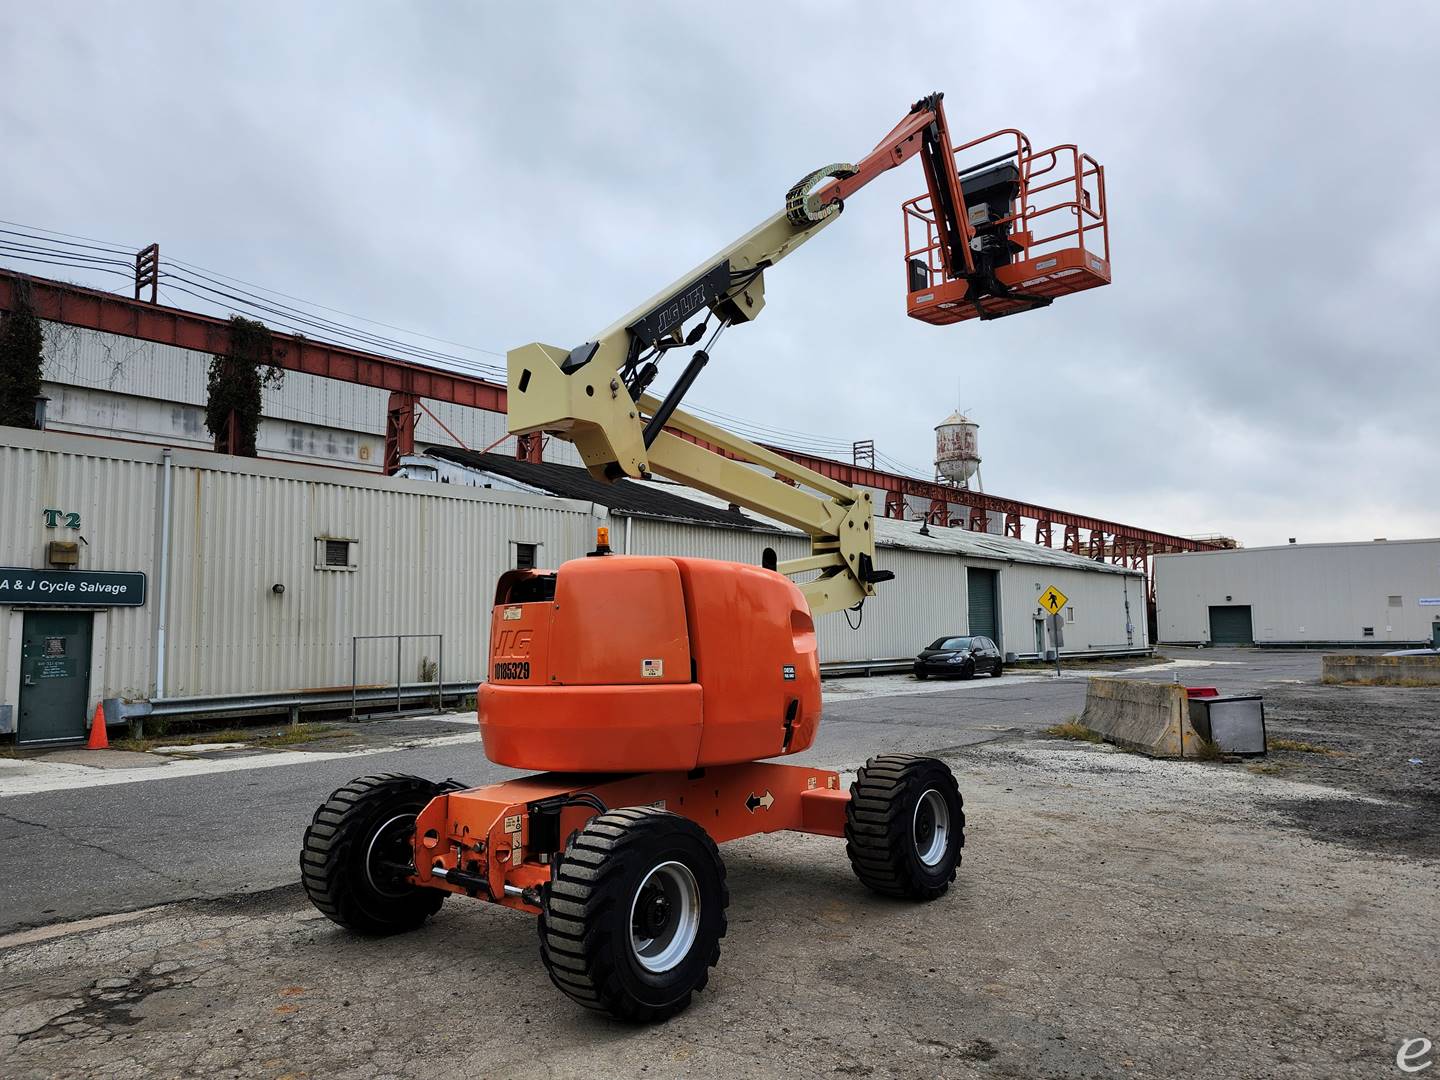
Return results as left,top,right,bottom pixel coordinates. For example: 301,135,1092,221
301,773,456,936
538,807,728,1023
845,754,965,901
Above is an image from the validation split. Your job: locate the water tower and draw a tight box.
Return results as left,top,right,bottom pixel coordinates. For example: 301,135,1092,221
935,411,981,490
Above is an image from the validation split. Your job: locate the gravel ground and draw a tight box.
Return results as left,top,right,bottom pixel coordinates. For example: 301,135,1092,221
1250,683,1440,860
3,721,1436,1080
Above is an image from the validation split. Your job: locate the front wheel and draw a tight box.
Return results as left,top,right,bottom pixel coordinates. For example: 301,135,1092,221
539,808,729,1023
300,774,456,936
992,664,1004,678
914,670,928,680
845,755,965,901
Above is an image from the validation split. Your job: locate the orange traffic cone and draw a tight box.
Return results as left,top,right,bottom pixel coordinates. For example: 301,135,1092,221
86,702,109,750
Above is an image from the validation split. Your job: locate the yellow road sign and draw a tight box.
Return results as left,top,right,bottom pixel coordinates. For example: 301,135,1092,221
1038,585,1069,616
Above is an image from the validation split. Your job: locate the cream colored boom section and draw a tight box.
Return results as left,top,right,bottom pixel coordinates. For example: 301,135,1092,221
506,184,881,615
638,402,878,616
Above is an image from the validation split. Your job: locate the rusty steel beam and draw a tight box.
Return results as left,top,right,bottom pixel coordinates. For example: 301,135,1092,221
769,449,1219,553
0,269,508,414
385,392,418,474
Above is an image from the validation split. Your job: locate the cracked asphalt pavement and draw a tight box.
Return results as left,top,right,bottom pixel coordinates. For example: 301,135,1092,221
1,651,1435,1078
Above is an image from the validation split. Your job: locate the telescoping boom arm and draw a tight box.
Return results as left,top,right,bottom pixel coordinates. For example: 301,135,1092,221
505,93,1110,616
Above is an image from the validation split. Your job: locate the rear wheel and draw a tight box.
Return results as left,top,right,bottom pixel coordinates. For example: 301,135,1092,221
300,774,456,936
992,664,1004,678
845,755,964,901
539,808,728,1023
914,670,928,680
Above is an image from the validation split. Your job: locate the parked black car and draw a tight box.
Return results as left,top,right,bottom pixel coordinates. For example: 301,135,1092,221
914,635,1004,679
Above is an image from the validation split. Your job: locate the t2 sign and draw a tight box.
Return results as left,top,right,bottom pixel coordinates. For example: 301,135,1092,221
42,508,82,529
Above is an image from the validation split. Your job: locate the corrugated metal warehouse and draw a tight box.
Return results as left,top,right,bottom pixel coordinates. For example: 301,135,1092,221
427,448,1148,666
1154,539,1440,647
1,427,1145,744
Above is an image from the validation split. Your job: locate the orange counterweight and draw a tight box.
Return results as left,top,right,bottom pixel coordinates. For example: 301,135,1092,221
478,555,822,773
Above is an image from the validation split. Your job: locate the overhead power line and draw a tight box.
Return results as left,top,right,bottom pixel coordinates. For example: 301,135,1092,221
1,217,930,473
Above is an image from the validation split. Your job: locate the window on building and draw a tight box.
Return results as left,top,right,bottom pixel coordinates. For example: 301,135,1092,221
170,406,201,435
514,542,539,570
1389,595,1403,608
314,537,358,571
1067,606,1076,621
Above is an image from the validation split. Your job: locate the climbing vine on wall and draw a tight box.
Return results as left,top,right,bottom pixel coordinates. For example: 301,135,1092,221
205,316,284,455
0,286,45,429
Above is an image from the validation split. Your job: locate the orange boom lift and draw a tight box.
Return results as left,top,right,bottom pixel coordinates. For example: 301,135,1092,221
301,93,1110,1022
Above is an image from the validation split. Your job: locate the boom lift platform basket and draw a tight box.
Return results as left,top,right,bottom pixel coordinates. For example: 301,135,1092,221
903,129,1110,324
301,93,1112,1024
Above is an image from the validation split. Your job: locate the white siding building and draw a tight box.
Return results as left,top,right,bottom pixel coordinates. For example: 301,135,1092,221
2,427,1147,744
1154,539,1440,647
427,447,1148,666
0,428,595,742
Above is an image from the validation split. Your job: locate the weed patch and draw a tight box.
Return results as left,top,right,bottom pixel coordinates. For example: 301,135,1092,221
1044,719,1102,743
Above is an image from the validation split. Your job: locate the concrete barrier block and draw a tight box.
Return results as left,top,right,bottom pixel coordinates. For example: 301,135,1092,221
1080,677,1204,758
1322,654,1440,686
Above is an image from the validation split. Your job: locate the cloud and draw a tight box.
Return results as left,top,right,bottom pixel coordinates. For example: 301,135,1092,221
2,1,1436,545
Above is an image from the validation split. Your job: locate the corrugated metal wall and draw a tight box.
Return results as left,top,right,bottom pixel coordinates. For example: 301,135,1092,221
623,518,808,567
1156,541,1440,645
162,458,595,696
0,435,162,710
998,561,1147,656
1,430,596,708
624,517,1145,663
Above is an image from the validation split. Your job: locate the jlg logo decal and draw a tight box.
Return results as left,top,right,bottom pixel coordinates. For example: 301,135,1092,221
492,628,533,680
494,628,533,657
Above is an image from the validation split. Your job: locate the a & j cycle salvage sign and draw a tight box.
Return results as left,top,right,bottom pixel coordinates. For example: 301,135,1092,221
0,568,148,607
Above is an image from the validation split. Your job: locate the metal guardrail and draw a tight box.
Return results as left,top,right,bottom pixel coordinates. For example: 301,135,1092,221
142,681,474,719
115,681,476,736
352,634,444,720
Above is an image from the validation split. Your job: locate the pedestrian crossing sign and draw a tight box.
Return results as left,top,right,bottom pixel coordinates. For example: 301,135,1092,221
1038,585,1068,616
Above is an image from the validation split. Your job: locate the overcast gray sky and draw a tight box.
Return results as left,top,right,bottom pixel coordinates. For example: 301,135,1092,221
3,2,1437,546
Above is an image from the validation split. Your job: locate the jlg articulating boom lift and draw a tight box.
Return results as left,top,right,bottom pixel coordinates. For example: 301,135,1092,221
302,93,1110,1022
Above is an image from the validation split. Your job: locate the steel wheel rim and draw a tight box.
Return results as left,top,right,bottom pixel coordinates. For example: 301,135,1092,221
629,861,701,973
365,812,418,898
912,789,950,867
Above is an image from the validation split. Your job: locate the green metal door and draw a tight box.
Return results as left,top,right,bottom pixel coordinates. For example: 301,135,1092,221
18,611,93,745
967,568,1000,650
1208,605,1254,646
1432,622,1439,649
